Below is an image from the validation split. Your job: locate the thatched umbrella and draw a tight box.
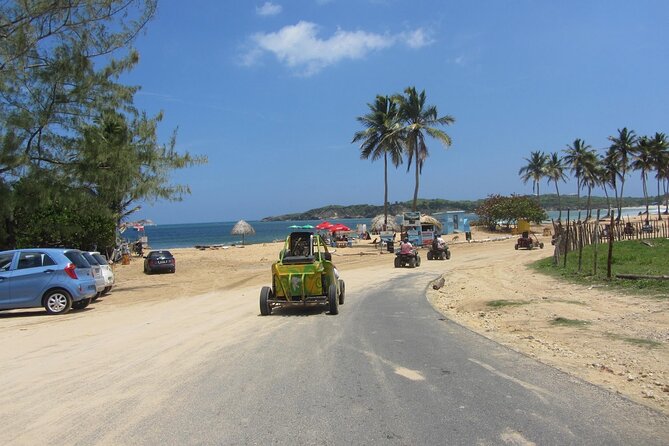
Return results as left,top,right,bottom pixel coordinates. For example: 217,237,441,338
231,219,255,245
370,214,401,232
420,214,443,231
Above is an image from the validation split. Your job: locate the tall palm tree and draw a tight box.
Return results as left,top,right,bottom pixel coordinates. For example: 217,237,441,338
544,152,567,220
649,132,669,220
394,87,455,211
602,146,622,219
631,136,654,219
608,128,637,220
352,95,404,229
518,151,547,203
563,138,597,219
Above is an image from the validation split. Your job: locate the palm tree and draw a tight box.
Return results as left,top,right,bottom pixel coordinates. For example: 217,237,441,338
631,136,654,219
563,139,597,219
544,152,567,220
608,128,637,220
352,95,404,229
649,132,669,220
602,147,622,219
393,87,455,211
518,151,547,204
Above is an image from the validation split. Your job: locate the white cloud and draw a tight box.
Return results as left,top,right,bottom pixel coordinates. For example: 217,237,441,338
256,2,282,16
245,22,431,75
401,28,433,49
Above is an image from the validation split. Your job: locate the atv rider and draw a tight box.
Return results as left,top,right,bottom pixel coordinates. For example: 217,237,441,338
400,238,414,255
432,234,446,251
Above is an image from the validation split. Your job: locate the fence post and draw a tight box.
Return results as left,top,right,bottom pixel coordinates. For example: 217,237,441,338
607,213,614,279
563,209,570,268
593,209,600,275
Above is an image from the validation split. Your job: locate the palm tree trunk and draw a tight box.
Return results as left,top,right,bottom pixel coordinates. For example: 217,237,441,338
383,152,389,228
603,184,611,217
586,187,592,220
642,172,649,219
412,146,419,211
555,183,562,221
618,174,626,221
657,177,662,220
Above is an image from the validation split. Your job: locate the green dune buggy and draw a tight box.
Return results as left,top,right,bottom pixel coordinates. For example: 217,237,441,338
259,231,345,315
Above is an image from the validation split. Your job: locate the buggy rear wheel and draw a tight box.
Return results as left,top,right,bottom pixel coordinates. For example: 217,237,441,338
445,250,451,260
394,257,401,268
409,257,416,268
427,251,433,260
260,286,272,316
328,284,339,315
338,279,345,305
514,244,519,250
416,255,421,267
539,242,544,249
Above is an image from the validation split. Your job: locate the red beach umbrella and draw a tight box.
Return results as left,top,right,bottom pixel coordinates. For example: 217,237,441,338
316,221,334,230
330,223,351,232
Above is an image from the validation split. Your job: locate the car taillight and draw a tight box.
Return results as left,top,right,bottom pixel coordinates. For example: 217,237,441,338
64,263,78,279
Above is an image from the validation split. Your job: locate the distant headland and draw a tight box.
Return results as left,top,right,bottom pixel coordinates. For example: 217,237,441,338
261,196,648,221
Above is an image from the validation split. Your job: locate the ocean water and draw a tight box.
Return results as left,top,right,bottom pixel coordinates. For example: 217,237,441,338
125,207,652,250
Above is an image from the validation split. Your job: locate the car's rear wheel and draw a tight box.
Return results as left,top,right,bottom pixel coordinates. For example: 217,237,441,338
72,298,91,310
44,290,72,315
260,286,272,316
328,284,339,315
338,279,345,305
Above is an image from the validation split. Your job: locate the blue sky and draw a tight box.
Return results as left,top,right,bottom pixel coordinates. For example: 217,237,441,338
124,0,669,224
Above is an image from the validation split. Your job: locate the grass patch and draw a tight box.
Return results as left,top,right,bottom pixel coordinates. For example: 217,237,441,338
551,317,591,327
531,238,669,297
606,333,663,348
486,300,529,308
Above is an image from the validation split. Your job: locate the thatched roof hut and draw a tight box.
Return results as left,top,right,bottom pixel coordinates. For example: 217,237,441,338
370,214,401,232
231,219,255,245
420,214,443,231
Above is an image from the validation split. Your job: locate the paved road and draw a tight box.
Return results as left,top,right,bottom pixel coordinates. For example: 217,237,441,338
2,266,668,445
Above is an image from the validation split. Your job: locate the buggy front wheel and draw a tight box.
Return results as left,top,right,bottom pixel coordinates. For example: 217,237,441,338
328,284,339,315
539,242,544,249
514,244,519,250
338,279,345,305
260,286,272,316
445,250,451,260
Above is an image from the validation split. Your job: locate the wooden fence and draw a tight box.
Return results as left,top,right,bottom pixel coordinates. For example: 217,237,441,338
552,214,669,253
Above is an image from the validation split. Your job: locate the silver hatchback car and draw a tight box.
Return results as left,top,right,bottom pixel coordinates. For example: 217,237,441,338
0,248,97,314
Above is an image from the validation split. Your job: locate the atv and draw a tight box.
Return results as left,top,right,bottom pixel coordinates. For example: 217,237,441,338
259,231,344,316
394,249,421,268
427,240,451,260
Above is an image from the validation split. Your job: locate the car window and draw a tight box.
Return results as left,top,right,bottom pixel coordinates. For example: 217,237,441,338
64,251,90,268
92,253,109,265
82,252,99,266
17,252,54,270
0,252,14,272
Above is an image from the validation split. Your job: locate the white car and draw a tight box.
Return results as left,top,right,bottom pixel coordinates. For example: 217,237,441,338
90,252,114,295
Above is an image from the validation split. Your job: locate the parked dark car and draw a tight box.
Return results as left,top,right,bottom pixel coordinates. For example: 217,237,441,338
0,248,97,314
143,250,176,274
